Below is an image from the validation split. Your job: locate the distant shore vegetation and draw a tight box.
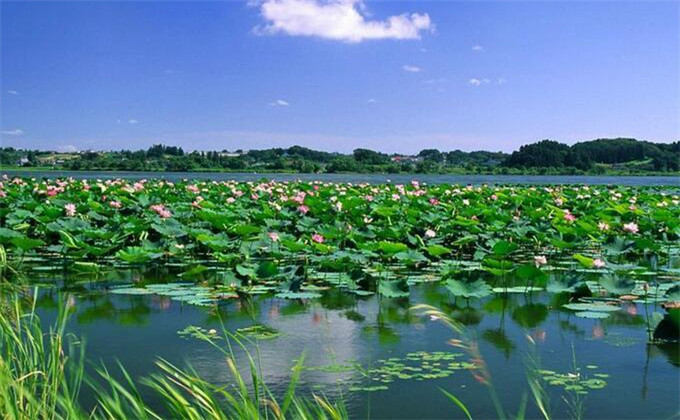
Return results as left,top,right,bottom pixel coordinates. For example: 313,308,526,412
2,138,678,175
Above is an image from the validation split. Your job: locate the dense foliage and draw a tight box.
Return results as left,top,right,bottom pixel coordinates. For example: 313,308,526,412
2,138,676,174
1,176,678,299
503,138,680,172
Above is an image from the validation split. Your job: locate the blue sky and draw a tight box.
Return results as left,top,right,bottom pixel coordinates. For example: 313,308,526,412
1,0,678,153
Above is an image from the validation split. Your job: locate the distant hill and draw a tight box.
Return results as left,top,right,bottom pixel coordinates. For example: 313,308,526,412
502,138,679,172
1,138,677,175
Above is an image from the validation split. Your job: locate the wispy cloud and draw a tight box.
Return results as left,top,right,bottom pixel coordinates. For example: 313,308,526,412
255,0,433,43
471,44,484,52
1,129,24,136
422,77,446,85
7,90,18,95
468,78,494,86
269,99,290,107
402,64,422,73
468,77,505,87
367,98,377,104
128,119,139,124
57,145,78,153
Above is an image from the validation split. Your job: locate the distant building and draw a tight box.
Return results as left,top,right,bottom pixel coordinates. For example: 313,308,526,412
390,155,421,163
219,152,244,158
16,157,29,166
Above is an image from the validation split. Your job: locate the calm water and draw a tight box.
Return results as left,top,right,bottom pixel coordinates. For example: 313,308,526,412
3,169,679,186
31,274,679,419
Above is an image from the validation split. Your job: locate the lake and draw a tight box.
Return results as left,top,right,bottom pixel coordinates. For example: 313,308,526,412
31,269,679,419
3,169,679,186
2,175,679,419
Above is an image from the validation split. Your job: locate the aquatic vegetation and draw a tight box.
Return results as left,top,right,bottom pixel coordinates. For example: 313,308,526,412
1,177,678,417
1,177,678,305
303,351,473,393
236,324,281,340
177,325,221,340
0,292,347,419
537,367,609,394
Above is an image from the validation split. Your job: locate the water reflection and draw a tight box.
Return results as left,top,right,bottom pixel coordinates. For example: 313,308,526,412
22,271,680,419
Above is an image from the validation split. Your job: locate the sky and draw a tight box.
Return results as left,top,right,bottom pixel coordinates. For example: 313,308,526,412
1,0,678,154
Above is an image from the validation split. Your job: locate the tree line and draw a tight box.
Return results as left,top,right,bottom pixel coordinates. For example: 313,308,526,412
1,138,677,174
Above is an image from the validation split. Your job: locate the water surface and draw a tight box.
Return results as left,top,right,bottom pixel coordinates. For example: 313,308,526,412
31,273,680,419
3,170,679,186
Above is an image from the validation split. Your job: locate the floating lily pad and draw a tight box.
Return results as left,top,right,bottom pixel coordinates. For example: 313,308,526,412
575,311,611,319
109,287,154,295
563,303,620,312
236,324,280,340
492,286,544,294
275,291,322,299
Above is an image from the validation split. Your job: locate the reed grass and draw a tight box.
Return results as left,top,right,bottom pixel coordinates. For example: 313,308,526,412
0,289,347,420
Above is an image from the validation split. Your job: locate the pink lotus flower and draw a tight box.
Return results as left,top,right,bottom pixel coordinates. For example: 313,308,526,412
298,205,309,214
311,233,324,243
623,222,639,234
534,255,547,266
292,192,306,204
268,232,279,242
64,203,76,217
564,212,576,222
593,258,606,268
598,222,609,231
186,185,200,194
150,204,172,218
424,229,436,238
429,198,439,205
109,200,122,209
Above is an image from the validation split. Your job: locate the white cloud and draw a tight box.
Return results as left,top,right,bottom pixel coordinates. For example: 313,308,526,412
128,119,139,124
269,99,290,106
402,64,422,73
7,90,18,95
57,145,78,153
367,98,377,103
255,0,433,43
1,129,24,136
468,78,491,86
471,44,484,51
497,78,507,85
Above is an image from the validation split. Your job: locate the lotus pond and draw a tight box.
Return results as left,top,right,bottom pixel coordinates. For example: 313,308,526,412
1,176,679,418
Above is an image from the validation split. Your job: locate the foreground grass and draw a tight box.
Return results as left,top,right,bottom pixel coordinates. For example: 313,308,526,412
0,290,346,420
